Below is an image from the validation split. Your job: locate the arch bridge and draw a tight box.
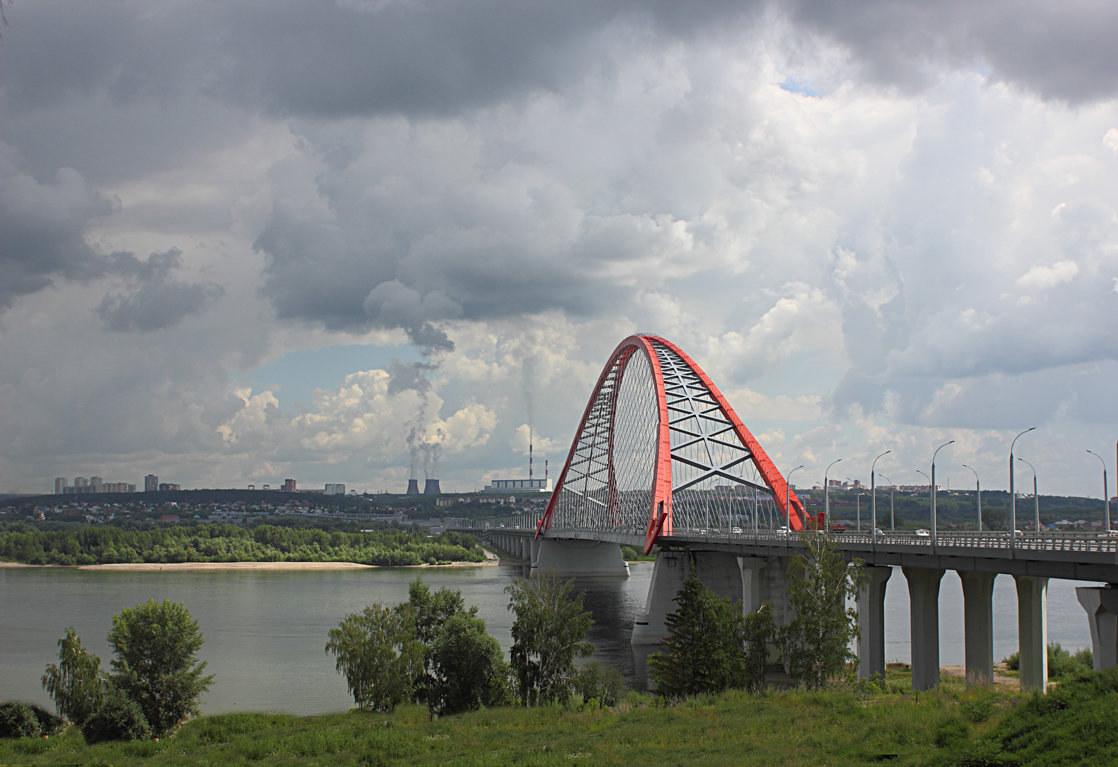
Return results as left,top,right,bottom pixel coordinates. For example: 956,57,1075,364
476,335,1118,693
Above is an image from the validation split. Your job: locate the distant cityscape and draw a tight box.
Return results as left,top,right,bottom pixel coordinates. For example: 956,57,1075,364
53,475,346,496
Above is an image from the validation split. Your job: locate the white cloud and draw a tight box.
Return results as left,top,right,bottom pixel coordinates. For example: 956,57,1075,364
1016,259,1080,291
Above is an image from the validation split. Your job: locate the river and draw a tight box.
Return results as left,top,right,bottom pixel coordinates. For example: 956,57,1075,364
0,562,1097,714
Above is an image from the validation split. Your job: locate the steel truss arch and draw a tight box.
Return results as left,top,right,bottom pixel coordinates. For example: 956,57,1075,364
537,335,806,553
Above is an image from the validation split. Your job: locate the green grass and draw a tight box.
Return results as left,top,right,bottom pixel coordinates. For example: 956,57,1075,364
0,684,1016,767
8,670,1118,766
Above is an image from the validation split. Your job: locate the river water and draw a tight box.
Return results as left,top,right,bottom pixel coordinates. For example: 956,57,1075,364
0,562,1097,715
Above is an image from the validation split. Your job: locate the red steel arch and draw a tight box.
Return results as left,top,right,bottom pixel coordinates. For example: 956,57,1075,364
537,334,806,553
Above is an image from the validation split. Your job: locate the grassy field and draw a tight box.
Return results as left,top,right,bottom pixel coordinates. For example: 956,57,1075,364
0,680,1018,767
7,667,1118,766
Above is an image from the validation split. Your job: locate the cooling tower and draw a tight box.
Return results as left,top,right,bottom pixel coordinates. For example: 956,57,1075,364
406,479,420,495
423,478,441,495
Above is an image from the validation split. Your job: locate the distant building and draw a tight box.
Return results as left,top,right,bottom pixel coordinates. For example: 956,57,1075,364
324,483,346,495
90,476,103,492
158,483,181,492
483,478,553,493
283,478,297,492
144,474,159,492
54,477,66,494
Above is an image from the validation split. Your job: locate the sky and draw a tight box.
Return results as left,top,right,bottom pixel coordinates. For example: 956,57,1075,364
1,1,1116,499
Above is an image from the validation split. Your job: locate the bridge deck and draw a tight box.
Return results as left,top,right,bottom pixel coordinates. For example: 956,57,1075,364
462,527,1118,582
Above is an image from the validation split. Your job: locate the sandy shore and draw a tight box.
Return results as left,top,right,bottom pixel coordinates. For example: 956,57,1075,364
0,554,500,572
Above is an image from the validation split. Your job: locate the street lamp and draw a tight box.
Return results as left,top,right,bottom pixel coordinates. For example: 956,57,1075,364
915,468,930,532
878,473,895,531
824,457,843,529
961,464,982,532
786,465,804,533
931,440,955,539
1087,449,1110,532
1017,457,1039,532
1010,426,1036,546
871,450,891,538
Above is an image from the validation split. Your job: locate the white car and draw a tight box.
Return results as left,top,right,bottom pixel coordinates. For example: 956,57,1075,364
731,526,743,535
914,529,931,537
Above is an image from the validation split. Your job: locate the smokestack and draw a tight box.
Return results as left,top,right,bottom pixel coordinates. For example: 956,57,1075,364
423,478,441,495
529,436,533,480
406,479,420,495
545,459,548,482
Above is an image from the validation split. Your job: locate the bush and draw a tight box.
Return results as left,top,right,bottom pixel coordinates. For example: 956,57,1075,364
574,661,626,708
0,703,41,738
427,612,513,715
1003,643,1093,678
80,687,151,744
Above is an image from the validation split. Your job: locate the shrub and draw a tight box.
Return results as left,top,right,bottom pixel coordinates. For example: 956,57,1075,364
0,703,41,738
574,661,626,708
427,612,513,715
80,687,151,744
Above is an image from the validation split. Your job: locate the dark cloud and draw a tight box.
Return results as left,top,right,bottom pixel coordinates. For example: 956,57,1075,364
0,159,116,311
96,249,224,332
785,0,1118,103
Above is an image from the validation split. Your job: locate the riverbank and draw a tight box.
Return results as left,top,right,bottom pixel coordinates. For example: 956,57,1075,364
0,554,500,572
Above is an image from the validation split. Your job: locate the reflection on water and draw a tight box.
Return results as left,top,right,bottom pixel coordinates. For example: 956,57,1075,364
0,561,1093,715
0,563,654,715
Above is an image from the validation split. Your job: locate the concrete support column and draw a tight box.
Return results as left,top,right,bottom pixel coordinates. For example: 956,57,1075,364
757,556,792,630
857,565,892,680
959,571,996,687
1014,574,1049,693
903,566,945,691
1076,585,1118,671
631,550,743,647
532,538,629,576
741,557,767,613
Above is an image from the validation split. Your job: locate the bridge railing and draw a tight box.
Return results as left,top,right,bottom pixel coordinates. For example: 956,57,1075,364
670,527,1118,555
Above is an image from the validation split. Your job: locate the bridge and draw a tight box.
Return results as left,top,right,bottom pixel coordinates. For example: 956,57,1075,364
476,334,1118,693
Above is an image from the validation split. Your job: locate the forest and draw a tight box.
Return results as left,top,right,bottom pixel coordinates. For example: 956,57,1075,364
0,523,485,567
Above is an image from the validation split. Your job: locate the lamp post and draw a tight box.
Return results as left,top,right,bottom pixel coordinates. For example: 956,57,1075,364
786,465,804,533
1017,457,1039,532
961,464,982,532
1087,449,1110,533
824,457,843,529
915,468,931,532
871,450,891,537
1010,426,1036,547
931,440,955,539
879,473,895,531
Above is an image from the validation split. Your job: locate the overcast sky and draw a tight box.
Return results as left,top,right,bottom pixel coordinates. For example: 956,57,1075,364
2,0,1116,500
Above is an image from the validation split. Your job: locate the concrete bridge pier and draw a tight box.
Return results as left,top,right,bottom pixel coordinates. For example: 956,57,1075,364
857,565,892,680
631,549,744,649
1014,575,1049,692
903,566,945,691
531,538,629,576
959,571,996,687
1076,585,1118,671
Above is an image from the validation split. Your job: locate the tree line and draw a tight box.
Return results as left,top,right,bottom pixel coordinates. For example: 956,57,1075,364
0,523,484,566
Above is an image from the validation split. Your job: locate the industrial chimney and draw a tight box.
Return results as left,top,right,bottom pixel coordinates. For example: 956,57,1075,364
423,478,441,495
406,479,420,495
